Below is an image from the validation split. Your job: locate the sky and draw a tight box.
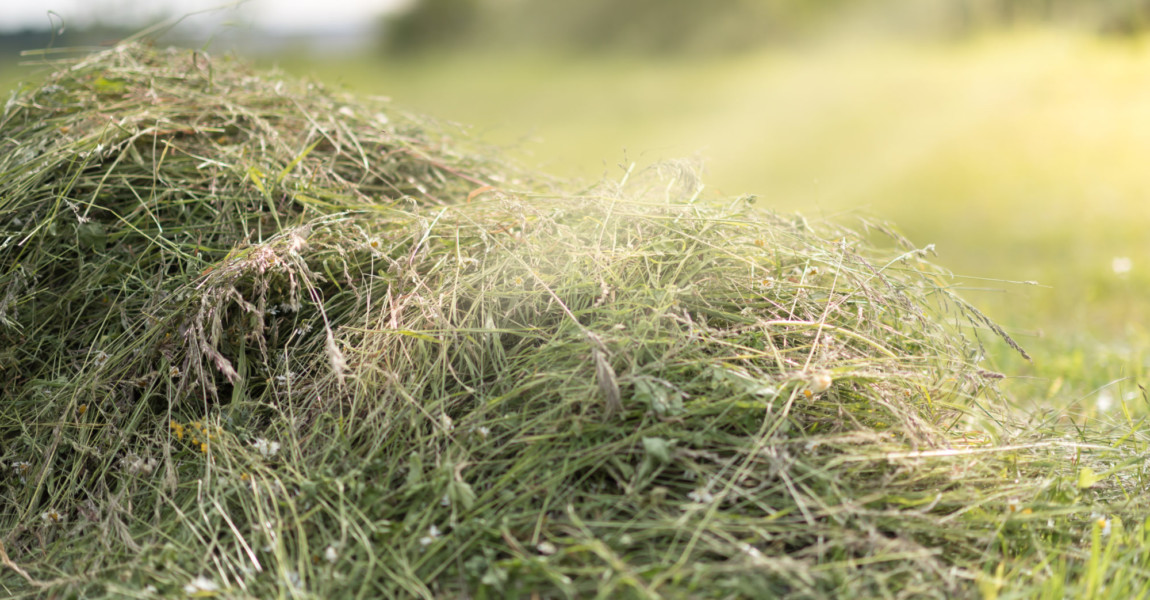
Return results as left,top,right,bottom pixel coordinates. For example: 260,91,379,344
0,0,408,33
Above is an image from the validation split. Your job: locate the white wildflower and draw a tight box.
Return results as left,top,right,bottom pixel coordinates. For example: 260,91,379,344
537,541,557,555
324,545,339,564
40,510,65,524
1094,514,1112,536
474,426,490,440
419,524,442,546
92,350,109,368
252,438,281,458
11,461,33,484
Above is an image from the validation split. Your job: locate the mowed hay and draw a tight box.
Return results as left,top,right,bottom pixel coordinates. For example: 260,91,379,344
0,44,1032,598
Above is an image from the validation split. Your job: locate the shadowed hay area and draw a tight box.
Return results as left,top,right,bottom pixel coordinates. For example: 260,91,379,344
0,43,1145,599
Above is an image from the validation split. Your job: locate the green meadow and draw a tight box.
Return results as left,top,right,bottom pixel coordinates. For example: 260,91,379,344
283,30,1150,411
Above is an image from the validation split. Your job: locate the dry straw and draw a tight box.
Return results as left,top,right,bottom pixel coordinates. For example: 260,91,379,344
0,43,1135,599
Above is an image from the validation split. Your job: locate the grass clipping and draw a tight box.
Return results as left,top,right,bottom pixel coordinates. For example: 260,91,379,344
0,44,1043,599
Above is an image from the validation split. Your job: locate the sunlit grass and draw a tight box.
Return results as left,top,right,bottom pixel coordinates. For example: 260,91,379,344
261,31,1150,432
280,31,1150,347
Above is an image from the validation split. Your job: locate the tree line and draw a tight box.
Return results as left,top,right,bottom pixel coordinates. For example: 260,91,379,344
380,0,1150,55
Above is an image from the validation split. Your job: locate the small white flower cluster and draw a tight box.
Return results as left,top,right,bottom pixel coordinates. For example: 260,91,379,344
92,350,110,368
274,372,296,385
252,438,281,459
120,455,158,475
419,524,442,547
11,461,31,483
687,488,714,504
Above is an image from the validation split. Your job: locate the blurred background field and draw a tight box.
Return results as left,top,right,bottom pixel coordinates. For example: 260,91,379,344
3,0,1150,412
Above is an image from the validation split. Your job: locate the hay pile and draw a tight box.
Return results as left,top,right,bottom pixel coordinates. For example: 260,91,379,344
0,43,1036,598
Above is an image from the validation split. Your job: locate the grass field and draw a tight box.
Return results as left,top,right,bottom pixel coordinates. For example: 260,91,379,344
2,31,1150,598
266,31,1150,415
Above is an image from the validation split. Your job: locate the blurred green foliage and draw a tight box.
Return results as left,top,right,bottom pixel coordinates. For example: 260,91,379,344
381,0,481,54
382,0,867,55
380,0,1150,55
